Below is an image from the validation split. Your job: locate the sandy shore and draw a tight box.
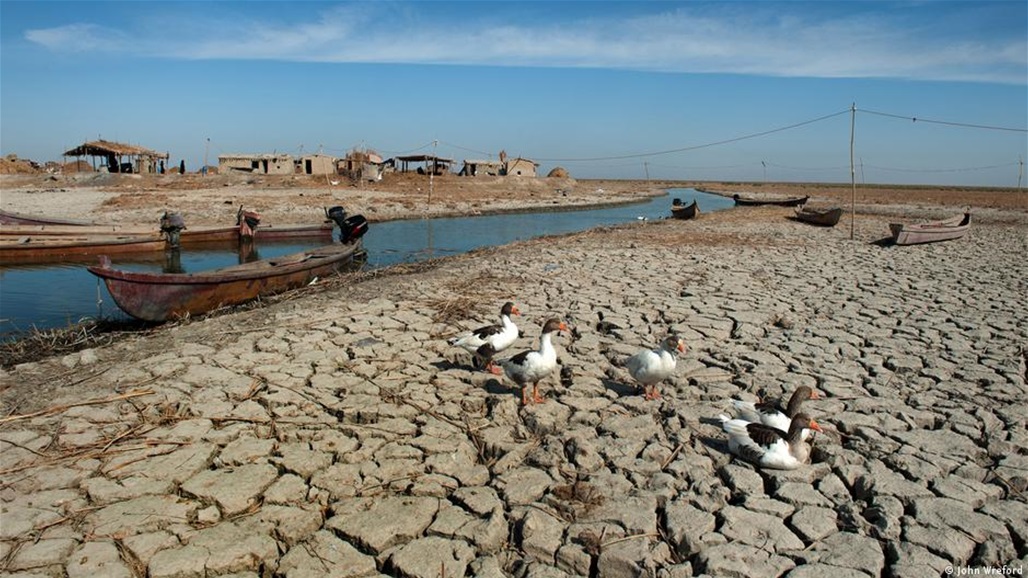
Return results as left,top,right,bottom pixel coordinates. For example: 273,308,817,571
1,189,1026,576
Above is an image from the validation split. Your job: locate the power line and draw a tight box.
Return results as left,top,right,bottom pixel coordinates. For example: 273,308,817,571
862,161,1020,173
535,108,852,162
858,108,1027,133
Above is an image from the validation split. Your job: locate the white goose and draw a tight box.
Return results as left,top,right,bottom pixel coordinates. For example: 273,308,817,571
625,336,685,400
728,386,819,440
448,302,520,374
498,318,567,405
720,412,823,470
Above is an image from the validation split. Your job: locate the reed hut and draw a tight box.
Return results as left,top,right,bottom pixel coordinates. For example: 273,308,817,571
62,139,169,174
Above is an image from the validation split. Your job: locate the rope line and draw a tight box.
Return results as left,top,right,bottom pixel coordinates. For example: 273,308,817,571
858,108,1027,133
535,108,852,162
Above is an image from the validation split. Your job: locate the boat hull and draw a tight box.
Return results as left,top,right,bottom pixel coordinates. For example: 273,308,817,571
733,194,810,207
670,200,700,220
1,235,168,263
888,213,970,245
0,223,334,262
88,241,364,322
794,207,843,227
0,209,94,226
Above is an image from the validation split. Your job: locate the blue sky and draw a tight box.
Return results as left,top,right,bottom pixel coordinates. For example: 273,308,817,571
1,1,1025,186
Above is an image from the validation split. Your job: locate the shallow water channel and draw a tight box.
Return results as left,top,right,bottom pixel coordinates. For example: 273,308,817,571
0,188,732,338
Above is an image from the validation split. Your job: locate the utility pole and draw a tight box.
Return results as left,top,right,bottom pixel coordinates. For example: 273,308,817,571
1018,155,1024,190
849,103,856,241
428,139,437,211
761,160,767,184
643,161,650,181
204,137,210,177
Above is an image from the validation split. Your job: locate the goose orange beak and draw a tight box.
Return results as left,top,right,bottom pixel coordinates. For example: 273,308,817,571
676,339,686,353
809,419,824,433
809,389,819,400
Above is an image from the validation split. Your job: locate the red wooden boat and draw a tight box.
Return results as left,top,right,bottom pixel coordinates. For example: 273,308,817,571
88,240,365,322
1,207,335,263
888,213,970,246
1,233,168,264
733,194,810,207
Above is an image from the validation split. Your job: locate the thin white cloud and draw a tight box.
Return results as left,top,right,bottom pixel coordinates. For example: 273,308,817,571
22,3,1027,84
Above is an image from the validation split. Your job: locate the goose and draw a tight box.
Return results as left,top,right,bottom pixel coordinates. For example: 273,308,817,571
728,385,819,440
498,318,567,405
448,302,520,374
625,336,685,400
721,412,823,470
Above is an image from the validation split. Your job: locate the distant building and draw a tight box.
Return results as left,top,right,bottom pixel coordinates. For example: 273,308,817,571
218,153,295,175
395,155,453,175
62,139,169,174
338,150,385,181
459,159,504,177
504,157,539,177
299,154,337,176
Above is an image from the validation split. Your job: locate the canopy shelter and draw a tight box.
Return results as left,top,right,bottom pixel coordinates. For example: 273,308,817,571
394,154,453,175
63,139,170,174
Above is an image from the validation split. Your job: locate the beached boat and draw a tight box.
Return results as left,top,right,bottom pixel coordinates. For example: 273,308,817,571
670,199,700,220
88,240,366,322
888,212,970,246
793,206,843,227
0,209,95,226
733,194,810,207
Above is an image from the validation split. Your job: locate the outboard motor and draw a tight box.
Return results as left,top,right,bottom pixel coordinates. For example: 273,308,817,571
325,206,368,244
159,211,187,248
325,205,348,227
672,198,682,207
339,214,368,244
236,207,262,239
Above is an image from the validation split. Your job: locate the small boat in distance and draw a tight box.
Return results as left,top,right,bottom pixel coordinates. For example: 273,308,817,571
888,212,970,246
793,206,843,227
733,194,810,207
670,198,700,220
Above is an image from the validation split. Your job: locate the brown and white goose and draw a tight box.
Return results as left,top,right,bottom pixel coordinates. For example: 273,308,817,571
497,318,567,405
625,336,685,400
448,302,520,374
728,385,819,440
720,412,823,470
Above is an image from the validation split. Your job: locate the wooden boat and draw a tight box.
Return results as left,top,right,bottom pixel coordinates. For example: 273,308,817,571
793,206,843,227
0,221,333,241
1,233,168,264
733,194,810,207
88,241,365,322
0,209,94,226
0,208,335,263
888,212,970,246
670,199,700,220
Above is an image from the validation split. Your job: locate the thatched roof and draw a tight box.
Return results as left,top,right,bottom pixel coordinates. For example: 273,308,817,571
63,139,168,159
